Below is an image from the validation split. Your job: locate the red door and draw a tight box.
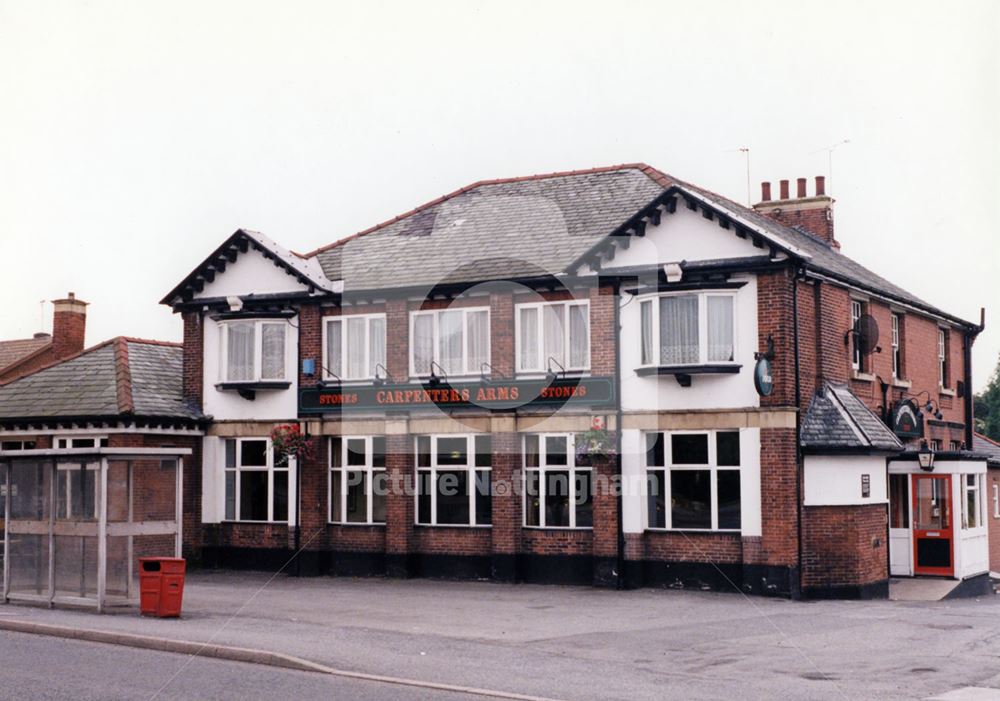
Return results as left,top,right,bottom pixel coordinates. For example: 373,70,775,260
912,474,953,576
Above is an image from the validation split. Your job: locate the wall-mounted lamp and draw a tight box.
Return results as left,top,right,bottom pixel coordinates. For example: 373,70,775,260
373,363,393,387
918,439,935,471
429,361,448,387
545,357,566,383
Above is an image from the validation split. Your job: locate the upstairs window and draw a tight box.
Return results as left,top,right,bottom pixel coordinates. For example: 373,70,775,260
221,320,287,383
0,440,36,451
516,301,589,373
323,314,386,381
938,328,949,388
55,436,108,449
410,308,490,378
890,313,903,380
851,300,865,372
639,292,735,367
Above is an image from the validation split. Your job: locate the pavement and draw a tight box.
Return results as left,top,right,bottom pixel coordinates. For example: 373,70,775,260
3,571,1000,700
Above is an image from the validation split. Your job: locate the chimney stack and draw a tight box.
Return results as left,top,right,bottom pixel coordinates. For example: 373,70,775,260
753,176,838,249
51,292,87,359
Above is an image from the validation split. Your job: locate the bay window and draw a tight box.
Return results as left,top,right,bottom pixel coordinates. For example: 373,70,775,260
639,292,735,367
220,320,288,383
223,438,290,522
516,301,589,373
523,433,593,529
645,430,741,531
329,436,386,524
410,308,489,377
323,314,386,381
415,435,491,526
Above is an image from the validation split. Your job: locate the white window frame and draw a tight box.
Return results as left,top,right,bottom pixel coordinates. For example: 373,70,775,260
993,483,999,519
219,319,288,383
55,436,109,450
643,429,742,532
890,313,901,380
938,328,948,388
850,299,864,371
514,300,590,374
328,436,386,524
321,313,387,382
409,307,490,378
522,433,593,530
223,437,292,523
962,473,984,530
415,434,491,527
637,291,738,368
55,462,99,520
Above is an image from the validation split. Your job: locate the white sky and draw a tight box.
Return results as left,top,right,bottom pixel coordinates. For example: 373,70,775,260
1,0,998,390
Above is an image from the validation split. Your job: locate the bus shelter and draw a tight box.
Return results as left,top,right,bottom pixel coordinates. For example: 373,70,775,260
1,447,188,612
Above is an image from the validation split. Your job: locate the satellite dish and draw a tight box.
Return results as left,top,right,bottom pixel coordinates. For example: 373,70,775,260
845,314,880,355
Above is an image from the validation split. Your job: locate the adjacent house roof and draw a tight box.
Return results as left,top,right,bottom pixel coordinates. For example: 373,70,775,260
973,433,1000,467
801,382,903,453
0,336,51,375
0,337,202,424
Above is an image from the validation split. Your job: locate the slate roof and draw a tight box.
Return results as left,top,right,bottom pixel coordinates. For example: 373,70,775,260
0,338,202,423
295,163,971,327
973,433,1000,467
801,382,903,452
0,336,51,373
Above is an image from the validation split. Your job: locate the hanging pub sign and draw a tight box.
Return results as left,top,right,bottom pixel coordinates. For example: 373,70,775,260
753,357,774,397
300,376,615,414
890,399,924,439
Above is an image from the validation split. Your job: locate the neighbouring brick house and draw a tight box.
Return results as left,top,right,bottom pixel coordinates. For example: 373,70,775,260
974,433,1000,574
160,163,989,598
0,293,88,384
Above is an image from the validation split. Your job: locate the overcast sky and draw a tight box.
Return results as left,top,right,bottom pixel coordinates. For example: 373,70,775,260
2,1,998,389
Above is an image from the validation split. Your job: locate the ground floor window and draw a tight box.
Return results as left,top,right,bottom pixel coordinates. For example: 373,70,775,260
415,434,491,526
889,474,909,528
56,463,98,520
329,436,386,524
0,440,36,451
645,430,741,531
224,437,290,522
962,473,984,529
523,433,593,529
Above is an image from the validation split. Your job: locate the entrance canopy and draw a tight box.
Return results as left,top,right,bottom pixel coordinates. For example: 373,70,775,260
1,447,189,612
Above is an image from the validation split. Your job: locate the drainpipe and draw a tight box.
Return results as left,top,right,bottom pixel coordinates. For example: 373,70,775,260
614,278,626,589
792,266,804,599
963,308,985,449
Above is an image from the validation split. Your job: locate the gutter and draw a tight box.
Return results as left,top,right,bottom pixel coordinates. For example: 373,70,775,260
964,308,986,449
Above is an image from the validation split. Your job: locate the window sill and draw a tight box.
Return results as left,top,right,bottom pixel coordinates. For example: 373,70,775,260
851,371,875,383
328,521,386,527
521,526,594,531
939,387,956,397
215,381,291,400
644,528,741,534
891,378,912,389
414,524,493,529
635,364,741,387
221,520,289,525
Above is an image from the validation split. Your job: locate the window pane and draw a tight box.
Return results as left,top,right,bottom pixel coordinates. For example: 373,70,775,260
671,434,708,465
261,323,285,379
475,435,491,467
227,323,255,381
347,317,367,379
330,437,342,468
640,300,653,365
346,438,367,466
475,470,492,525
467,310,489,375
519,307,539,370
346,470,366,523
671,470,711,529
416,435,431,467
647,470,665,528
645,433,664,467
239,471,268,521
240,440,268,467
706,296,734,362
417,471,432,524
544,471,571,527
575,470,593,527
372,436,386,468
542,304,565,368
273,470,288,522
326,320,342,378
438,310,463,375
369,317,386,378
717,470,741,530
436,470,469,524
437,437,467,466
225,439,236,468
225,471,236,520
568,304,588,368
659,295,699,365
524,435,539,467
889,474,908,528
716,432,740,466
545,435,567,466
372,471,387,523
413,315,434,375
525,470,540,526
574,434,592,467
331,470,342,522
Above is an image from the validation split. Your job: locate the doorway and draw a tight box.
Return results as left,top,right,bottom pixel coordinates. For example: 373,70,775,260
912,474,953,576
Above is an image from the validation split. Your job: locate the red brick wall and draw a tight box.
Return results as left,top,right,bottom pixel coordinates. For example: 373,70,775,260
757,270,796,408
989,469,1000,573
802,504,888,590
52,309,86,360
182,312,203,409
297,304,321,389
490,431,520,557
639,531,743,563
589,285,616,376
753,427,799,567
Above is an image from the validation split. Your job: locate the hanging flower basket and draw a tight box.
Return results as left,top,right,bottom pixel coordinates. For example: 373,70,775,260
270,423,312,462
577,416,616,461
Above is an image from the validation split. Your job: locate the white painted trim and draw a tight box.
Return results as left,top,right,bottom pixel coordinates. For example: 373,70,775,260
408,306,491,379
634,290,739,369
0,447,193,458
514,300,591,374
321,312,387,382
0,426,204,437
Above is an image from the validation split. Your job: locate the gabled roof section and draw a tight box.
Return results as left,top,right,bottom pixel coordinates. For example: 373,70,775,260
0,337,202,423
161,229,341,308
973,433,1000,467
0,336,52,374
801,382,903,453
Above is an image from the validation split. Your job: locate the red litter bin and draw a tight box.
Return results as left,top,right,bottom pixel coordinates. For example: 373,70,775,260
139,557,186,617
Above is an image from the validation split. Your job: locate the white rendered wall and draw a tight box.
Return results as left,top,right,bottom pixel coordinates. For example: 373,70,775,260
619,275,760,411
202,435,222,523
202,315,299,421
193,249,311,299
803,455,888,506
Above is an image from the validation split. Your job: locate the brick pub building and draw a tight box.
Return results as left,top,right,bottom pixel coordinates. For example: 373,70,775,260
161,164,989,598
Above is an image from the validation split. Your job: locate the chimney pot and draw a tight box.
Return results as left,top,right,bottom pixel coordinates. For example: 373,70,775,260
761,182,772,201
815,175,826,196
796,178,807,198
779,180,790,200
33,332,51,340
